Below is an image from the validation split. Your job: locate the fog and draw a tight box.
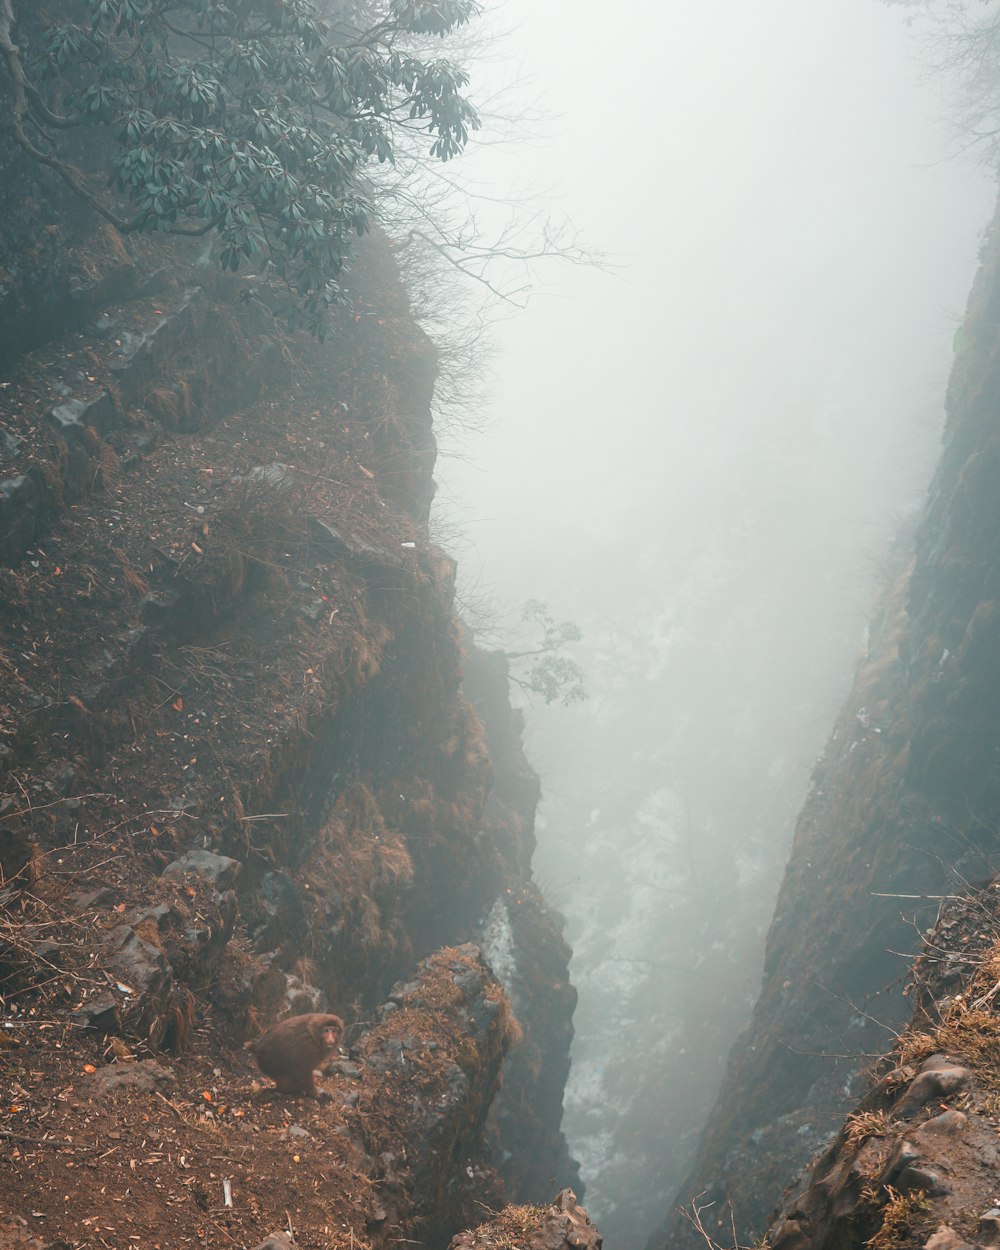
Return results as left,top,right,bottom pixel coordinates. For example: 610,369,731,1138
431,2,993,1246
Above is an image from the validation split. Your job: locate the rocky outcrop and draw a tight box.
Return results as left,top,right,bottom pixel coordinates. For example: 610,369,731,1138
450,1189,603,1250
650,196,1000,1249
767,881,1000,1250
465,646,582,1201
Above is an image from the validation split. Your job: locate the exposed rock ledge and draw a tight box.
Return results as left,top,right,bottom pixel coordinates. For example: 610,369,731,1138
767,879,1000,1250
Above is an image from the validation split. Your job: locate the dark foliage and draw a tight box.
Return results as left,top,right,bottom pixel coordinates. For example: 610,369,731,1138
0,0,480,331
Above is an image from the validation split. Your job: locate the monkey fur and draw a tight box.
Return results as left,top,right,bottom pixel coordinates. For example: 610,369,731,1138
253,1012,344,1097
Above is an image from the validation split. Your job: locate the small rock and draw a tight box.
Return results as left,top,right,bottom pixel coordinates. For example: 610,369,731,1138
918,1109,967,1136
919,1054,956,1073
880,1139,920,1186
979,1209,1000,1244
252,871,307,954
325,1060,362,1079
298,597,326,622
55,764,78,794
898,1066,970,1116
70,992,121,1034
771,1219,810,1250
287,1125,310,1139
924,1225,975,1250
0,473,46,564
250,1235,297,1250
0,428,22,457
896,1166,949,1196
162,849,242,892
246,462,293,489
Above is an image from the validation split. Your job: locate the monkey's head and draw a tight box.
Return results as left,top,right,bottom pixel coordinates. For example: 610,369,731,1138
320,1018,342,1050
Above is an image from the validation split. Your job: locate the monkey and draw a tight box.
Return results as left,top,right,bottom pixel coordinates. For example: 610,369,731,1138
253,1012,344,1098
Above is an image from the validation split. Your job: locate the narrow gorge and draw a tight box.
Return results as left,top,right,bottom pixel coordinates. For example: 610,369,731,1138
7,5,1000,1250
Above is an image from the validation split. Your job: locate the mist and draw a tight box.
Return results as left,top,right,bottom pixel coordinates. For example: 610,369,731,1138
429,0,995,1246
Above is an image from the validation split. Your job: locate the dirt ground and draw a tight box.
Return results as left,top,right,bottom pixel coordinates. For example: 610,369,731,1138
0,240,457,1249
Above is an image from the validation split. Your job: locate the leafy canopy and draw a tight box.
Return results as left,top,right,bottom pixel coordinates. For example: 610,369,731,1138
5,0,481,331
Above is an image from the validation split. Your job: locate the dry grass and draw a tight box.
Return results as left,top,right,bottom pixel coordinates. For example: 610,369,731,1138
864,1186,932,1250
894,1030,938,1068
978,937,1000,985
931,1004,1000,1078
478,1203,547,1249
844,1109,891,1148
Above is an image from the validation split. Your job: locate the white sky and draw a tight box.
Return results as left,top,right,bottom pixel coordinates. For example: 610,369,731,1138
436,0,990,587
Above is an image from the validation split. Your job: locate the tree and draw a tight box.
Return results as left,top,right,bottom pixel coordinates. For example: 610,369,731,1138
883,0,1000,166
0,0,481,333
504,599,587,706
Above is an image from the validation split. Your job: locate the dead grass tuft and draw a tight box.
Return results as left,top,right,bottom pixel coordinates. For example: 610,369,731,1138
844,1109,891,1148
864,1186,932,1250
894,1030,938,1067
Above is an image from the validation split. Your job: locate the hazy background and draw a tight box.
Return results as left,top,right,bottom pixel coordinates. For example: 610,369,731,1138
430,1,994,1245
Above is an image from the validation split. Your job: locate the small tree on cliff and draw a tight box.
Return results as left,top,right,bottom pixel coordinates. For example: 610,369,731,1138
504,599,587,706
0,0,480,332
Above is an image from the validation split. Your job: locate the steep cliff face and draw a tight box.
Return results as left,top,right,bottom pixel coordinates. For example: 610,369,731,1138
0,142,580,1245
464,647,581,1202
650,197,1000,1250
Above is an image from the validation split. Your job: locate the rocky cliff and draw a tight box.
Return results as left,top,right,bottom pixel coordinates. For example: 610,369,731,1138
649,195,1000,1250
0,115,580,1246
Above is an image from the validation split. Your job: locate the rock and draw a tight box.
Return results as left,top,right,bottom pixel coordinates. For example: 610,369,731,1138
109,290,202,405
106,925,173,1033
55,763,78,793
298,597,326,621
919,1054,956,1073
162,849,242,892
325,1059,362,1079
69,992,121,1034
925,1226,975,1250
0,1215,47,1249
245,461,293,490
0,472,48,564
880,1139,920,1186
250,1235,296,1250
918,1108,968,1136
448,1190,602,1250
896,1166,949,1196
980,1209,1000,1244
307,516,403,574
140,588,183,625
82,1058,175,1098
0,427,22,457
251,871,307,954
898,1066,971,1116
771,1219,810,1250
48,390,115,437
283,974,324,1016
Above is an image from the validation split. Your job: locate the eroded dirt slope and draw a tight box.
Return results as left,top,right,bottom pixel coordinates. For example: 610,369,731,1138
0,190,580,1245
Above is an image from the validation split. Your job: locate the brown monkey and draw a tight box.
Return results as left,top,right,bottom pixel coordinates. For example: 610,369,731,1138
253,1012,344,1097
